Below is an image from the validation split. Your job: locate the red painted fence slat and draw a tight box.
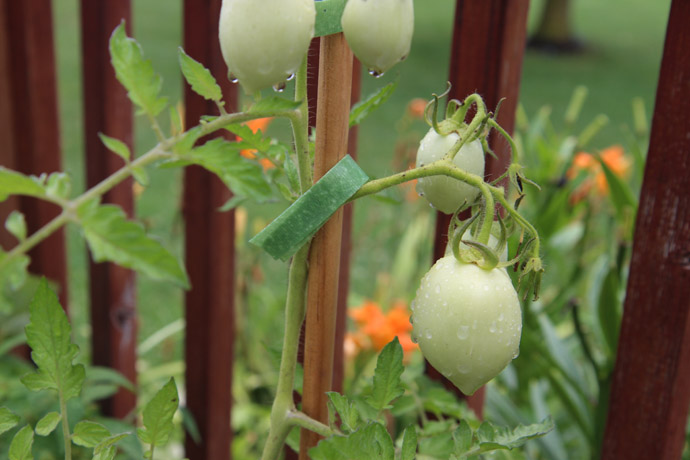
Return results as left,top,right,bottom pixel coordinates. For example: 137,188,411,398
183,1,237,458
80,0,137,419
601,2,690,458
0,0,68,308
429,0,530,415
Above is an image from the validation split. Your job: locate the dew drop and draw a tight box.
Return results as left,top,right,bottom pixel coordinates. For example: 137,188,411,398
457,325,469,340
435,285,441,294
272,82,286,92
368,69,384,78
410,301,416,311
512,349,520,359
425,329,432,339
489,321,497,333
285,73,295,81
457,363,471,374
411,334,419,344
498,313,505,322
229,74,239,84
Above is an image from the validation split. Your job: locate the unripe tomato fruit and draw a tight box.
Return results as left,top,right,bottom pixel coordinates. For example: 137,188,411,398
219,0,315,94
411,256,522,395
415,128,485,214
341,0,414,76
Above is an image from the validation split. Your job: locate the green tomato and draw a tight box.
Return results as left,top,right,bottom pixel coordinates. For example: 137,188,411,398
219,0,315,94
411,256,521,395
341,0,414,76
415,128,485,214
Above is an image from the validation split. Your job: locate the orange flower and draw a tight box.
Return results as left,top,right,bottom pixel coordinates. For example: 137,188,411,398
568,145,631,201
402,162,420,202
348,299,419,361
407,98,428,119
238,117,274,170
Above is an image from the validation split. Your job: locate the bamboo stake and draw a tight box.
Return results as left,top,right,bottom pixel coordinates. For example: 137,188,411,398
299,33,354,457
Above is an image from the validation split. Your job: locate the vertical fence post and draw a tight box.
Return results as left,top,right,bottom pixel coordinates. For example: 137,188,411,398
429,0,529,414
0,0,68,307
601,2,690,458
299,33,354,458
80,0,137,418
183,1,237,458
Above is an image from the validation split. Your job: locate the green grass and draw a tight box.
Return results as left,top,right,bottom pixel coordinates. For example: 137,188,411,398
50,0,671,363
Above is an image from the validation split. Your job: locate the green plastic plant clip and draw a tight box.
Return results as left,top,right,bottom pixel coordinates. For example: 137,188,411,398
314,0,347,37
250,155,369,261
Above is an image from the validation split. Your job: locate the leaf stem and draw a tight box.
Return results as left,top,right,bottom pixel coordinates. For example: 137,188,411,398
291,57,313,192
0,107,298,271
59,391,71,460
286,410,337,438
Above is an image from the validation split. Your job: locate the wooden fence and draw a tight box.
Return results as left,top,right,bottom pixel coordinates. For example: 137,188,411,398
0,0,688,459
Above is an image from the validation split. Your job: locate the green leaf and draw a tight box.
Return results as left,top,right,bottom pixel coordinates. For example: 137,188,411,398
0,167,46,202
0,407,20,436
35,411,61,436
78,201,189,288
132,166,150,186
137,378,179,451
250,155,369,260
178,47,223,102
315,0,347,37
45,172,72,200
366,337,405,411
94,432,130,454
326,392,360,433
452,420,472,455
172,125,203,156
309,422,395,460
471,418,554,455
401,425,418,460
98,133,131,163
598,155,637,218
20,279,85,401
0,250,29,291
9,425,33,460
187,138,273,203
93,446,117,460
248,96,302,113
73,420,111,448
109,22,167,117
350,79,399,127
5,211,27,242
597,266,621,354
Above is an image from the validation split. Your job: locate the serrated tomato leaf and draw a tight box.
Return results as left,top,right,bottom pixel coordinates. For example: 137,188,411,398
98,133,131,163
5,211,27,242
309,422,394,460
178,47,222,102
137,378,178,451
21,279,85,401
401,425,418,460
250,155,369,260
77,201,189,288
0,407,20,436
187,138,273,202
9,425,34,460
35,411,61,436
109,22,167,117
366,337,405,411
73,420,111,448
326,392,360,433
0,168,46,202
350,78,398,127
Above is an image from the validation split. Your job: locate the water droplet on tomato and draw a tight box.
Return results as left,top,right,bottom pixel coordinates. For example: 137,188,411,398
273,82,286,92
425,329,432,339
457,325,469,340
229,74,239,84
498,313,505,322
368,69,384,78
286,73,295,81
489,321,497,333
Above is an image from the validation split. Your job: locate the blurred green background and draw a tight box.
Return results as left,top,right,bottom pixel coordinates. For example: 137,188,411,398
50,0,670,375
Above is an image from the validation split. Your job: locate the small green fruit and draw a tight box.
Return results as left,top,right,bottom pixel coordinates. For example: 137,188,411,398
341,0,414,76
415,128,485,214
219,0,315,94
412,256,522,395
